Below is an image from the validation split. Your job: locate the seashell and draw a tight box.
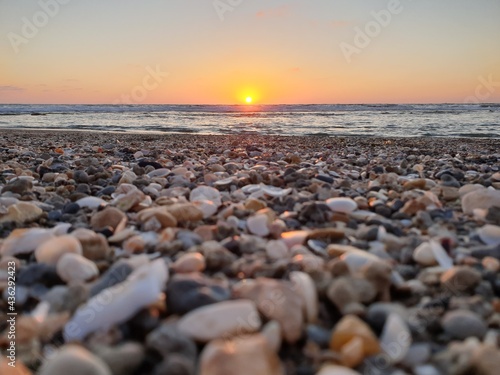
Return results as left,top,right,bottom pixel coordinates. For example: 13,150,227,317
290,271,318,323
261,184,292,198
177,300,261,342
63,259,168,341
380,313,412,364
1,228,55,256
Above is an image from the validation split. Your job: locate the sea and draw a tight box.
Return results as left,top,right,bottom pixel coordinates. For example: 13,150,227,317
0,103,499,138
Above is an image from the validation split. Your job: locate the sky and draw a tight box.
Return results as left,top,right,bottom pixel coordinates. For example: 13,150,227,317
0,0,499,104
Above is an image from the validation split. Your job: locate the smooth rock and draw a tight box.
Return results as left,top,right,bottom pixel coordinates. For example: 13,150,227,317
199,334,284,375
380,313,412,364
177,300,261,342
173,252,206,273
330,315,380,359
71,228,111,260
35,235,83,265
91,207,126,231
440,266,482,293
38,345,112,375
164,203,203,223
94,342,145,375
76,196,108,209
462,188,500,214
233,278,304,343
166,272,230,315
190,186,222,207
316,365,361,375
0,202,43,224
56,253,99,283
247,214,270,237
326,197,358,214
477,224,500,246
1,178,32,195
146,323,197,361
442,310,487,340
265,239,289,260
137,207,177,229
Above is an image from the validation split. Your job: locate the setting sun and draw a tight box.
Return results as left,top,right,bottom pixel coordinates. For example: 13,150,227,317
245,97,253,104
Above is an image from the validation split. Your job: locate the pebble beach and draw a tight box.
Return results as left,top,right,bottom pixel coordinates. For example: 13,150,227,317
1,129,500,375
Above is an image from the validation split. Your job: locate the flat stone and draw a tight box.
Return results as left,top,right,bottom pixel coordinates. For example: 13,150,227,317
477,224,500,246
91,207,126,231
56,253,99,284
71,228,111,260
173,252,206,273
199,334,283,375
1,178,32,195
146,323,197,361
326,197,358,214
442,310,487,340
38,345,112,375
0,202,43,224
35,235,83,265
440,266,482,293
233,278,304,343
462,188,500,215
177,300,261,342
330,315,380,357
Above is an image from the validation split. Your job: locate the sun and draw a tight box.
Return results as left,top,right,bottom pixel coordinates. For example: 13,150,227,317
245,96,253,104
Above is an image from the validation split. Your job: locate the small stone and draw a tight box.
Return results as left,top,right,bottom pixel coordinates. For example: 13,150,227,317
233,278,304,343
0,228,55,256
379,313,412,364
442,310,487,340
316,365,361,375
199,334,283,375
38,345,112,375
166,272,230,315
137,207,177,229
164,203,204,223
326,197,358,214
0,202,43,224
471,345,500,375
177,300,261,342
404,179,426,191
93,342,145,375
90,262,133,297
56,253,99,283
71,228,111,260
247,214,270,237
173,252,206,273
290,271,318,323
91,207,126,231
244,198,267,211
146,323,197,361
330,315,380,356
440,266,482,293
73,170,89,183
35,235,83,265
76,196,108,209
462,188,500,215
1,178,32,195
0,356,32,374
477,224,500,246
482,256,500,272
265,240,289,260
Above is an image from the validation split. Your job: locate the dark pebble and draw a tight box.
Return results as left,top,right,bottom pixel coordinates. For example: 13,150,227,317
18,264,63,287
63,202,80,214
90,262,133,297
138,160,163,169
48,210,62,221
166,273,230,315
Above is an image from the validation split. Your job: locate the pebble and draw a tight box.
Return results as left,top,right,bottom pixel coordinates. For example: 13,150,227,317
0,202,43,224
56,253,99,283
233,278,304,343
440,266,482,293
477,224,500,246
35,235,83,265
199,334,283,375
166,272,230,315
441,310,487,340
0,228,55,256
326,197,358,214
462,187,500,214
247,213,270,236
172,252,206,273
91,207,127,231
71,228,111,260
316,365,361,375
38,345,112,375
177,299,261,342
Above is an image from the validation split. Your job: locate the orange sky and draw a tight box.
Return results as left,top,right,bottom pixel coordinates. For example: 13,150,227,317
1,0,499,104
